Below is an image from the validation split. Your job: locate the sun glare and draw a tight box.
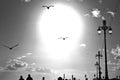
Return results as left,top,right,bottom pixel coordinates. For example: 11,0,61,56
37,3,84,62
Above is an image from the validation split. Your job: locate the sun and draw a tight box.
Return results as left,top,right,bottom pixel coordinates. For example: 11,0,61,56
36,3,84,62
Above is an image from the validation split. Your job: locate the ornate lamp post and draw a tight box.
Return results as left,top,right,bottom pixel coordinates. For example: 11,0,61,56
97,20,112,80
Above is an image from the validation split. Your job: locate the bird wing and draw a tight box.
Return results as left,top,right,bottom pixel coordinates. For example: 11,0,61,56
49,5,54,7
58,37,63,39
65,37,69,39
42,5,48,7
2,44,10,49
11,44,19,48
58,37,69,39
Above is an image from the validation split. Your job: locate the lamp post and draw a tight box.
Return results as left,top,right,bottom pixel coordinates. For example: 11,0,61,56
97,20,112,80
96,50,103,80
95,61,99,80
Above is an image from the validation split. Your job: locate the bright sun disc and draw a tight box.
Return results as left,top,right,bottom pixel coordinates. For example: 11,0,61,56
37,3,84,62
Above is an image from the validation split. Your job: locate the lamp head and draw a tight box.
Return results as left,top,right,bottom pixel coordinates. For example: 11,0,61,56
97,26,101,35
109,26,112,35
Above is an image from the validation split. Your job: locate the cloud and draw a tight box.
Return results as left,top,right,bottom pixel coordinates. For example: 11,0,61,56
114,56,120,60
111,65,120,71
98,0,103,4
17,57,22,60
5,59,28,71
84,8,116,20
107,60,116,65
21,56,26,58
111,44,120,60
84,8,102,18
91,8,101,18
109,60,120,71
84,8,105,20
111,66,118,71
106,11,115,17
5,65,17,71
16,53,32,60
25,67,52,73
31,63,36,66
26,67,35,72
0,67,4,71
80,43,86,48
79,0,84,2
3,52,33,71
107,59,120,72
17,56,26,60
26,53,32,56
35,67,52,73
111,45,120,56
21,0,31,3
107,45,120,71
84,13,91,17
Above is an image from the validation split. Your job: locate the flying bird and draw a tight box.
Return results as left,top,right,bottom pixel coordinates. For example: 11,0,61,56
42,5,54,9
2,43,19,50
58,37,69,40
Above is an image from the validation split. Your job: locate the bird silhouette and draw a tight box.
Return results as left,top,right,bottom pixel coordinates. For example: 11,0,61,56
42,5,54,9
58,37,69,40
2,43,19,50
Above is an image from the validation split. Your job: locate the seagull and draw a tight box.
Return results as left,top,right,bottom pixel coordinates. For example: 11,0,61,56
58,37,69,40
42,5,54,9
2,43,19,50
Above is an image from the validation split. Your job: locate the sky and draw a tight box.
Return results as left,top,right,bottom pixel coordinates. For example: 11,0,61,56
0,0,120,80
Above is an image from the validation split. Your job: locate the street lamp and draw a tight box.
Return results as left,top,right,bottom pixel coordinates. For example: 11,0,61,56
97,20,112,80
95,61,99,80
96,50,103,80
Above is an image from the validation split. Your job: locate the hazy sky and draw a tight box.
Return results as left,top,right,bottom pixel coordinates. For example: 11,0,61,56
0,0,120,80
